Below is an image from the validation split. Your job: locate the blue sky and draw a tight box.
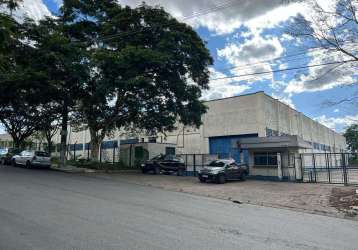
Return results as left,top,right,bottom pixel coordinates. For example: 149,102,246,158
9,0,358,132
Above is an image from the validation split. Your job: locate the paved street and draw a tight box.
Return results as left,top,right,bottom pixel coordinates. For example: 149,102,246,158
95,172,349,217
0,166,358,250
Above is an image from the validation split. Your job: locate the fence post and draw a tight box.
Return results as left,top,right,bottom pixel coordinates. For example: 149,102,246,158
299,154,304,182
129,144,132,168
185,154,188,176
342,153,348,186
74,143,76,161
113,144,116,164
202,154,204,173
326,153,331,184
87,143,90,161
99,143,102,163
312,154,317,183
193,154,196,177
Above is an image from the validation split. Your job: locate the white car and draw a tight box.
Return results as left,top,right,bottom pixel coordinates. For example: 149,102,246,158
12,150,51,169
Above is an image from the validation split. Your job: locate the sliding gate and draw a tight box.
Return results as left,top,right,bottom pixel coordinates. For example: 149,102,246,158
299,153,358,185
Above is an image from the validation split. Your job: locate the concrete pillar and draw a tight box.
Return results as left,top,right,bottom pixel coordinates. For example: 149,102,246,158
295,153,302,181
277,153,283,181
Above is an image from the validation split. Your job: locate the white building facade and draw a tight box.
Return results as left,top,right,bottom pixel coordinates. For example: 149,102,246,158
163,91,346,155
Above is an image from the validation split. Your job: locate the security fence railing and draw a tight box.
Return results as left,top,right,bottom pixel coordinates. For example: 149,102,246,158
297,153,358,186
177,154,219,176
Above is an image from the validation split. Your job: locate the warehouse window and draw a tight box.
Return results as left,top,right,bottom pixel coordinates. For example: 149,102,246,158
266,128,279,137
254,152,278,167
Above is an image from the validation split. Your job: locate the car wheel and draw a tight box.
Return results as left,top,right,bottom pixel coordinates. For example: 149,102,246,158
26,161,32,169
0,158,5,165
199,177,206,183
216,174,226,184
11,159,17,167
154,166,161,175
240,172,247,181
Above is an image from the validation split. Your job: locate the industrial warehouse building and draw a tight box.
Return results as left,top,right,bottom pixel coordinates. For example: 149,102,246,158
0,91,347,180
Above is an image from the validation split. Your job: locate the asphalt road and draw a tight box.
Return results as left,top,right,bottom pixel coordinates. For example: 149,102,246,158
0,166,357,250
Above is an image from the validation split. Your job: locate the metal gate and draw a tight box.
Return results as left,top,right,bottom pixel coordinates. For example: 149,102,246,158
298,153,358,185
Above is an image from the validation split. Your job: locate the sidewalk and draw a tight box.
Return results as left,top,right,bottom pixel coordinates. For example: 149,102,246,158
91,172,358,219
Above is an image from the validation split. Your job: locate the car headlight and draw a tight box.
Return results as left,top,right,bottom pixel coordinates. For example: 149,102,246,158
141,164,145,167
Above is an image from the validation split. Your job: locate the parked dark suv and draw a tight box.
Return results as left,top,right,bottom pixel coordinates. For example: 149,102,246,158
141,154,186,176
0,148,21,165
198,159,248,184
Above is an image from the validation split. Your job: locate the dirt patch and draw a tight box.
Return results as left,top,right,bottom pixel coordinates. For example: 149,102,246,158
330,187,358,217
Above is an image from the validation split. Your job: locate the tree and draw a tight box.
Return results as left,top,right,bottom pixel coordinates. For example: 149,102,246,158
24,17,89,167
32,110,60,154
0,4,51,148
344,124,358,152
288,0,358,106
0,0,22,15
62,1,213,160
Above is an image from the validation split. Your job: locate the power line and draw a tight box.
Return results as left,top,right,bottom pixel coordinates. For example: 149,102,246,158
210,59,358,81
216,41,358,72
216,47,327,72
180,0,241,20
81,1,243,43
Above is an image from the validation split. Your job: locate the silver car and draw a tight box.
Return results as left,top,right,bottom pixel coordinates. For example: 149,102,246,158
12,150,51,169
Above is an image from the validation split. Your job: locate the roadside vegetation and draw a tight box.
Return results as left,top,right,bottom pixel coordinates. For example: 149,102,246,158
0,0,213,167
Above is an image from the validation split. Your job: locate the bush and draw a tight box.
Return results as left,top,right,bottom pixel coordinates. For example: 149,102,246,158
51,156,59,165
66,159,138,171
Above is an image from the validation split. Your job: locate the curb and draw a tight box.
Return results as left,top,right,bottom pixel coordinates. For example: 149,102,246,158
50,166,96,173
51,166,140,174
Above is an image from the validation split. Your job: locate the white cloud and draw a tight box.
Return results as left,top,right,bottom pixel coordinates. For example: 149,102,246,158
314,115,358,132
217,33,284,83
334,109,340,113
201,68,251,100
9,0,52,22
284,49,358,94
282,0,358,95
117,0,305,35
272,93,295,109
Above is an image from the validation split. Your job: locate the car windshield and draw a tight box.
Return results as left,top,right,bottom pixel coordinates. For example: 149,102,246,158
35,151,50,157
207,161,225,167
0,148,7,154
151,154,164,160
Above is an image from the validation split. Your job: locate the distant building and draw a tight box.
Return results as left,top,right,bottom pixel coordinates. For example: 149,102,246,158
0,91,346,180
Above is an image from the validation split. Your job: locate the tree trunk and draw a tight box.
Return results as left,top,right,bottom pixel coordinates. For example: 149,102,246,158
46,136,52,155
13,137,21,149
89,128,104,162
59,105,68,168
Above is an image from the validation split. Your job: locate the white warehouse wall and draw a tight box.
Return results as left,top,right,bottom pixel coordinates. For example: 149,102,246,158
164,92,346,154
163,92,264,154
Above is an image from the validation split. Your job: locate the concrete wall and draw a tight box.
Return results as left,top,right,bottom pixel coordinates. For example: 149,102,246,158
163,92,264,154
259,93,346,153
163,92,346,155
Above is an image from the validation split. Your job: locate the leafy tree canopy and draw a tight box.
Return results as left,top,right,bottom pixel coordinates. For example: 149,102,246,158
344,124,358,152
61,0,213,158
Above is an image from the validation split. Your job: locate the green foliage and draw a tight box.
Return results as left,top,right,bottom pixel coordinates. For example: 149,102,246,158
63,1,212,146
0,0,213,161
344,124,358,152
67,159,134,171
0,13,53,147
